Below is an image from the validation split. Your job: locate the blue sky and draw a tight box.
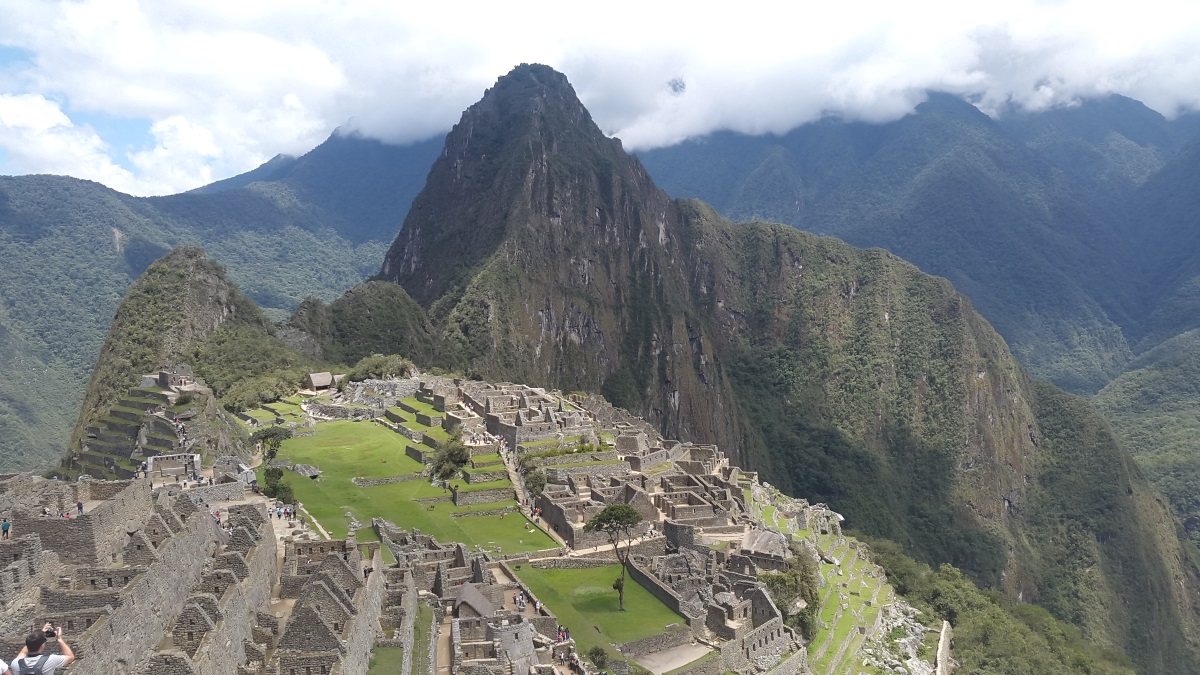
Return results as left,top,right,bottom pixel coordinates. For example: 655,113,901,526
2,0,1200,196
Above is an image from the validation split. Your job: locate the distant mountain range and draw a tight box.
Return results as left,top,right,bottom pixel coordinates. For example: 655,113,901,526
638,93,1200,394
0,134,439,469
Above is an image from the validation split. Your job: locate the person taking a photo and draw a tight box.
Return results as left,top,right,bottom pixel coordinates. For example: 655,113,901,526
4,623,74,675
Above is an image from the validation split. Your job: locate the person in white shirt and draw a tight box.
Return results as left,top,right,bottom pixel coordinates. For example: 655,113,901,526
4,624,74,675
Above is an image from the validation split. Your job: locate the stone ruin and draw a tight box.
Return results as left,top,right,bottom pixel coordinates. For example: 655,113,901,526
17,371,928,674
0,473,384,675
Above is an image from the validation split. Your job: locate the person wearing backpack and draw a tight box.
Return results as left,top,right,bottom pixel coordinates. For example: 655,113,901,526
4,623,74,675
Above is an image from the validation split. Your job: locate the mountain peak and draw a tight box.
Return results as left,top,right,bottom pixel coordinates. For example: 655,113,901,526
379,64,659,306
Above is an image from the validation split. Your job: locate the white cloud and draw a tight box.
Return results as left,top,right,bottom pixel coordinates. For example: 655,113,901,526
1,0,1200,195
0,93,139,191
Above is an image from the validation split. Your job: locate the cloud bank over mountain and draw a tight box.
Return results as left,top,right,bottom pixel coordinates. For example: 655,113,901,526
2,0,1199,195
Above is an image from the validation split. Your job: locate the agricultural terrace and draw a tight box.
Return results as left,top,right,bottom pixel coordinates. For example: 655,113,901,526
512,563,686,664
257,417,556,554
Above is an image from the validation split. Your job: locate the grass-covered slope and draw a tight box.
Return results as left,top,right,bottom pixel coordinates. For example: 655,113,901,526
327,65,1200,671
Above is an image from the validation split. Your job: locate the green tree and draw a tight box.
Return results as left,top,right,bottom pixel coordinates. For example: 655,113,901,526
432,429,470,481
584,503,644,610
251,426,293,462
759,541,821,639
348,353,414,382
524,468,547,497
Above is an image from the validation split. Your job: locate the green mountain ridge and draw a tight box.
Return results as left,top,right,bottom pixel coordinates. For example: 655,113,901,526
0,133,439,471
1095,329,1200,542
637,93,1198,394
285,64,1200,672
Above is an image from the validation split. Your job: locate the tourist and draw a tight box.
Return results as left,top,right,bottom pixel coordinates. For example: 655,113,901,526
5,623,75,674
0,519,8,540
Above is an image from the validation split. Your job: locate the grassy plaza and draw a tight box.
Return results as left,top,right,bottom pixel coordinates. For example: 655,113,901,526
261,418,556,554
512,563,686,661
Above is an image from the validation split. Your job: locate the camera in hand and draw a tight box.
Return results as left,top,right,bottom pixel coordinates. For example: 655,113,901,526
43,626,56,638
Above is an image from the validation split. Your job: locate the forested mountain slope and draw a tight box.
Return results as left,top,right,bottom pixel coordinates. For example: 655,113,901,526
637,95,1200,394
0,133,438,471
291,64,1200,671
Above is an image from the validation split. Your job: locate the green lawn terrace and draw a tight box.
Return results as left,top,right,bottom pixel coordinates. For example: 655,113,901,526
264,419,555,555
512,563,688,667
743,484,921,675
236,395,308,429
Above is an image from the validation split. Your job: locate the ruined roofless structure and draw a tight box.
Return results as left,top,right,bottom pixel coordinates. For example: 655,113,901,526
0,473,384,675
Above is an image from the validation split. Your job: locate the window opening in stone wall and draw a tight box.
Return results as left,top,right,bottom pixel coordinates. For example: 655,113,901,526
107,578,113,587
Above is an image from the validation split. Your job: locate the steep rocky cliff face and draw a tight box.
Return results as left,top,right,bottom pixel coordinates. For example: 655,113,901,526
354,64,1200,669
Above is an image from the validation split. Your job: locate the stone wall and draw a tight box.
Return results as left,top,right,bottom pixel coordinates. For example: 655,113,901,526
627,560,691,625
340,548,387,675
529,557,616,569
186,482,245,504
70,508,219,675
306,401,382,421
544,462,630,483
350,379,420,402
462,469,509,484
451,487,514,506
404,444,431,463
423,597,439,675
14,479,154,565
529,451,620,467
626,449,670,472
190,511,276,675
616,623,690,657
0,536,59,612
353,474,424,487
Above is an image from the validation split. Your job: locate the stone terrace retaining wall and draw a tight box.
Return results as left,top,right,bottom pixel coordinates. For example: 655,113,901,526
544,461,630,483
529,450,620,466
617,623,690,658
452,486,514,506
353,474,424,488
463,469,508,484
529,557,615,569
305,401,381,421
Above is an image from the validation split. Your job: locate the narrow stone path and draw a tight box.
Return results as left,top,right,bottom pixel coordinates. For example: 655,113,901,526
501,446,566,547
435,612,452,675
